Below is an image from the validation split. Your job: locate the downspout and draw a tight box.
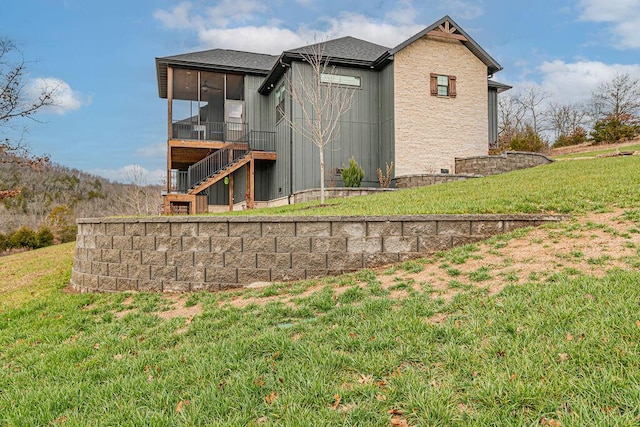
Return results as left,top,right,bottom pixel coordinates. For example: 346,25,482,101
280,60,293,204
289,71,294,204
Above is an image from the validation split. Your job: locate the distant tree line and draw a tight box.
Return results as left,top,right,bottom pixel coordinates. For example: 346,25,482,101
497,73,640,152
0,158,162,239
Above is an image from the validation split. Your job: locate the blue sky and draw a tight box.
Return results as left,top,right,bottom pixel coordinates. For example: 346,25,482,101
2,0,640,184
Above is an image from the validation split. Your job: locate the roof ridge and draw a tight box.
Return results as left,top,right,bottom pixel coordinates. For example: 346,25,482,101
286,35,390,53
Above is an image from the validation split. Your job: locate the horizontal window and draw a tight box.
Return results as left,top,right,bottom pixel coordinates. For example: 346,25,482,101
320,73,361,87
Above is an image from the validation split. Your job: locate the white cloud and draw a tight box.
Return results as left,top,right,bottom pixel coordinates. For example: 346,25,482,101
505,60,640,108
206,0,267,27
198,26,305,54
135,143,166,159
536,60,640,105
91,164,165,185
447,0,484,20
27,77,90,115
578,0,640,48
155,1,428,54
153,2,196,29
154,0,266,30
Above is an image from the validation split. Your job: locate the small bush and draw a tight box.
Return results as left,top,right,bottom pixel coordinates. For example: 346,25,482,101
554,127,588,148
0,233,8,251
590,115,639,144
36,227,55,248
341,156,364,187
10,227,38,249
377,161,394,188
507,126,548,152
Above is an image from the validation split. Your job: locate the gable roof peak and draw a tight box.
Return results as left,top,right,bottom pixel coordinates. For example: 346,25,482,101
390,15,502,75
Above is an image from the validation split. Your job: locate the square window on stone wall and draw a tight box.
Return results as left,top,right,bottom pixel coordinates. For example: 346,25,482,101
430,74,457,98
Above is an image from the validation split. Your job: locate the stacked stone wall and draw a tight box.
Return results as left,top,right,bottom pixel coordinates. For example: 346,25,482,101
71,214,563,293
455,151,552,176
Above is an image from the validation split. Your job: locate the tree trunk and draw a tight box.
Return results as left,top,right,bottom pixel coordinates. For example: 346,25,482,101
319,147,325,205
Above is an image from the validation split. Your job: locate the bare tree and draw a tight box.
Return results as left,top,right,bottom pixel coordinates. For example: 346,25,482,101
113,165,162,215
547,102,588,141
283,41,355,205
517,86,549,135
591,73,640,121
1,39,57,201
498,94,526,141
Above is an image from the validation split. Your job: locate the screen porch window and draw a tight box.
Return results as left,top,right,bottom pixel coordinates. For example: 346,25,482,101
430,74,457,97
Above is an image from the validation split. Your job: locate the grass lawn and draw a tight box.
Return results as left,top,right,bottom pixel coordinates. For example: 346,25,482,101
2,156,640,425
223,155,640,217
552,143,640,160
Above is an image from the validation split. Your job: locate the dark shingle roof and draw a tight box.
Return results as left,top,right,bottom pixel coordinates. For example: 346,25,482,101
285,36,390,64
156,16,504,97
156,49,278,98
160,49,278,72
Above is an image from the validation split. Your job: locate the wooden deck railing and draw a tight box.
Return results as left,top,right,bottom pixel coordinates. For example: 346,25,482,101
182,131,276,191
171,121,248,142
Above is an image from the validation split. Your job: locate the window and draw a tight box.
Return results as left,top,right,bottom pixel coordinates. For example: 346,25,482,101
430,74,457,98
275,84,286,122
320,73,361,87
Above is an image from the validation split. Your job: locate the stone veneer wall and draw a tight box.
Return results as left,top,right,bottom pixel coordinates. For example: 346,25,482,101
394,36,489,176
71,214,563,293
455,151,553,176
394,174,481,189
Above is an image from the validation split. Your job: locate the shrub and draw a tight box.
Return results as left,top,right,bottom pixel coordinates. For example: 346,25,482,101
341,156,364,187
554,127,588,148
46,205,77,243
377,161,394,188
0,233,8,251
502,125,548,152
590,115,639,144
36,227,55,248
10,227,38,249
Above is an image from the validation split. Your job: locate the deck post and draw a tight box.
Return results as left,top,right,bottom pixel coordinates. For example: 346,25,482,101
229,173,234,212
246,158,255,209
166,66,173,194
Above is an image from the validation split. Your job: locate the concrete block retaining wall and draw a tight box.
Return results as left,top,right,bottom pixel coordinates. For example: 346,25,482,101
455,151,553,176
394,174,481,189
71,214,563,293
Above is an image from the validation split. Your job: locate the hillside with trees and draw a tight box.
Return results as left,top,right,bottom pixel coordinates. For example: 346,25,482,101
0,158,161,250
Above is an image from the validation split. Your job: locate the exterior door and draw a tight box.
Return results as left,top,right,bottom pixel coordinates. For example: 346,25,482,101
225,100,244,142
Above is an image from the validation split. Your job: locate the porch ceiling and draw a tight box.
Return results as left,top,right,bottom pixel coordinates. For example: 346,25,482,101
170,147,211,170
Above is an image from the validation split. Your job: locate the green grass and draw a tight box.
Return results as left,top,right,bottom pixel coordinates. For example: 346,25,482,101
552,143,640,159
2,155,640,425
2,246,640,425
219,156,640,216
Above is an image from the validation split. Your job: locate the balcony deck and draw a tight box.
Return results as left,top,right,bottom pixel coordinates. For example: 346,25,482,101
169,122,275,170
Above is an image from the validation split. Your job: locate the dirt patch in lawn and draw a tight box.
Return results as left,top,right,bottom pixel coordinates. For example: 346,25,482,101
221,209,640,308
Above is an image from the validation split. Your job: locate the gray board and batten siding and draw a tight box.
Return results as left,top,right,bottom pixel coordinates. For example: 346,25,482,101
205,61,396,205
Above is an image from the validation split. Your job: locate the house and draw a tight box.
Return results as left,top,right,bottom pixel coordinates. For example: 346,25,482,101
156,15,510,214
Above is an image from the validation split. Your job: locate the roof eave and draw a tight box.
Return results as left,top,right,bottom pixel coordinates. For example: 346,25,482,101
258,52,380,95
488,79,512,93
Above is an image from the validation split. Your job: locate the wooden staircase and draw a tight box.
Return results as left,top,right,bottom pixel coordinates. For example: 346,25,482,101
188,152,252,195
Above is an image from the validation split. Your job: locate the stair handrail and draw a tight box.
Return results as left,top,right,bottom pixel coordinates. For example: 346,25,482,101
186,130,276,190
188,146,248,189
